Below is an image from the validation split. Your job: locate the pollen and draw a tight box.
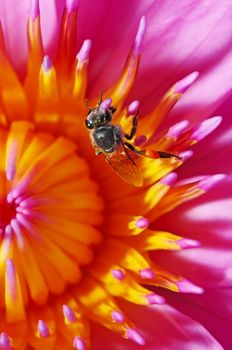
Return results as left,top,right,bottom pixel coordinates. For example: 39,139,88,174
0,0,224,349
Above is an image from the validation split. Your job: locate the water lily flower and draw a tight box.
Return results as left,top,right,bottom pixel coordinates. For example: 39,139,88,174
0,0,232,349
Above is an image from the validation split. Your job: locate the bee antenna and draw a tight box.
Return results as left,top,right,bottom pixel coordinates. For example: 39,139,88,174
97,91,103,109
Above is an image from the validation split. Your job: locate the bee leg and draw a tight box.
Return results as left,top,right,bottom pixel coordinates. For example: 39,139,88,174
124,142,143,154
156,151,182,160
124,111,139,140
124,142,181,160
109,106,117,114
95,150,102,156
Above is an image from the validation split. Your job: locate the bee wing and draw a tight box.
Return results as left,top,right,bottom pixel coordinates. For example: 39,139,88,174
102,141,143,187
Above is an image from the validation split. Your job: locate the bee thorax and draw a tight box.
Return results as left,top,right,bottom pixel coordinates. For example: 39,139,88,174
93,126,119,153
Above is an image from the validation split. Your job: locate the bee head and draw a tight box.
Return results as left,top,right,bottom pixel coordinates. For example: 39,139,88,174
85,108,112,129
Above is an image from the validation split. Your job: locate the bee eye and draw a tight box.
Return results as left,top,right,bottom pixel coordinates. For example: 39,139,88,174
85,119,93,129
104,109,112,123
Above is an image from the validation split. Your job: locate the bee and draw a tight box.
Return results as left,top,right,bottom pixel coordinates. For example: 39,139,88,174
85,94,180,186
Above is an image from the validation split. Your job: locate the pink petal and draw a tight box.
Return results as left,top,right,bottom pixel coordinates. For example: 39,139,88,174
175,94,232,177
153,175,232,288
91,301,223,349
0,0,29,73
1,0,232,126
161,288,232,350
39,0,65,58
82,0,232,117
79,0,154,96
0,0,65,75
135,1,232,114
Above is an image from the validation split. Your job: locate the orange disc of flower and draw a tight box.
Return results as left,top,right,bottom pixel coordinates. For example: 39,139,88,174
0,120,103,308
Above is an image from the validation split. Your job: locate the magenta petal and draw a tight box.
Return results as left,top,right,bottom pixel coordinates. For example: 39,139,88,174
91,301,223,349
0,0,30,73
162,288,232,350
81,0,155,95
174,95,232,176
1,0,232,124
78,0,232,116
0,0,65,74
33,0,66,59
154,176,232,288
137,1,232,114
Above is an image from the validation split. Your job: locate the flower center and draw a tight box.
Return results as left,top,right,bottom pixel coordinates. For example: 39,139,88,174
0,121,104,315
0,198,16,232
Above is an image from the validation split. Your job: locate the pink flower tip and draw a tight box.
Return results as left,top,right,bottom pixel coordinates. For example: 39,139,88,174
6,258,15,273
167,120,190,138
126,328,145,346
77,39,92,63
63,304,77,323
146,293,166,305
6,140,17,182
42,56,52,72
128,100,140,115
160,172,178,186
29,0,40,21
100,98,112,109
7,192,13,204
0,333,11,350
178,150,194,161
112,310,125,323
178,238,201,249
38,320,50,338
139,268,155,279
5,225,12,236
174,71,199,94
133,16,146,55
112,269,125,281
198,174,226,192
176,278,204,294
191,116,222,141
73,336,86,350
66,0,79,13
135,217,149,229
6,166,16,182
